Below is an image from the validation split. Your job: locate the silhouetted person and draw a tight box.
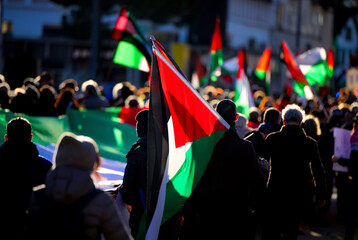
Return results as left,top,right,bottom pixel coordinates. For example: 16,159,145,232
181,99,260,240
33,85,59,116
262,104,326,240
10,88,35,115
55,87,79,115
80,80,109,110
245,107,282,158
27,132,133,240
0,117,52,240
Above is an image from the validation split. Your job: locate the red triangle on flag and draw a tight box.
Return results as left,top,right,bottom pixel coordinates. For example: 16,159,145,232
154,48,228,148
112,7,137,41
210,16,223,52
282,41,309,85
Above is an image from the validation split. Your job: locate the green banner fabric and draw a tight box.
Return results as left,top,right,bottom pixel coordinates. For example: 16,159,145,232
67,108,137,162
0,108,137,163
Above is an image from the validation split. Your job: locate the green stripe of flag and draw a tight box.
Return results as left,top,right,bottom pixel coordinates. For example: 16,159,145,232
162,130,226,224
113,41,149,72
255,69,266,81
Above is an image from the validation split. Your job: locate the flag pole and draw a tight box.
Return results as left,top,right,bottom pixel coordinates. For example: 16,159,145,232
309,85,329,120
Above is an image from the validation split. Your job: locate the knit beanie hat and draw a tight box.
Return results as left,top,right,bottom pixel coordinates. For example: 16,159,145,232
53,132,99,172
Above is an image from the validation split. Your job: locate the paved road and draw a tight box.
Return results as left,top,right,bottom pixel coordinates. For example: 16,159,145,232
256,190,358,240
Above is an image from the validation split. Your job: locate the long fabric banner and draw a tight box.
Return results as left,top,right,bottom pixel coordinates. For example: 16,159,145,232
0,108,137,188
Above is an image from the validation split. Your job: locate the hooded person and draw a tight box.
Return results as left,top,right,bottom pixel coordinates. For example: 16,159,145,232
27,132,133,240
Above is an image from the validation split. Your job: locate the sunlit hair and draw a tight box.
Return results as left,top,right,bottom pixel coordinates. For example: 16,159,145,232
81,79,99,95
282,104,305,124
302,115,321,136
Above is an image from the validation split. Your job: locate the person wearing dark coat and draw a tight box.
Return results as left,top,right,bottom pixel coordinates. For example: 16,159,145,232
180,99,261,240
261,104,326,240
245,107,282,158
120,110,148,238
120,110,181,239
245,109,282,240
0,117,52,240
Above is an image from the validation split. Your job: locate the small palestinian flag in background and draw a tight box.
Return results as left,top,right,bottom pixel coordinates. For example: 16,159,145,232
112,7,151,72
209,16,224,82
281,41,309,96
138,38,230,239
327,48,334,78
191,53,208,88
296,47,331,88
233,48,255,118
253,47,271,94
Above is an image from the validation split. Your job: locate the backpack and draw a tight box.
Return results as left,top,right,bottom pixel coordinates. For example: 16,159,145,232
27,188,101,240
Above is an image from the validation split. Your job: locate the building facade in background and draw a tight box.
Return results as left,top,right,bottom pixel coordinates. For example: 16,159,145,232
225,0,334,93
1,0,354,94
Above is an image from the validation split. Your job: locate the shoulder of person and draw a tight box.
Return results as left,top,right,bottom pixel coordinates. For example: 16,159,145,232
305,135,319,147
264,130,279,140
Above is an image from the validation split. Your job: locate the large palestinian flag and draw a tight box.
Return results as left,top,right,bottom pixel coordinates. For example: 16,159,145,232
139,38,230,239
0,108,137,189
112,7,151,72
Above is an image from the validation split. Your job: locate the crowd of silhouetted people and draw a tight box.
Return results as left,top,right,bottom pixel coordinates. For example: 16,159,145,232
1,70,358,239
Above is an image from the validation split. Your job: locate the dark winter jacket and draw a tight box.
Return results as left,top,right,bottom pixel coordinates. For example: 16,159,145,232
263,125,326,201
245,122,282,158
120,136,147,238
182,127,260,239
27,166,133,240
0,140,52,239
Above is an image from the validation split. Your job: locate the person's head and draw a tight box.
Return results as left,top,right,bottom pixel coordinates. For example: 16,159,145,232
54,132,99,172
135,110,148,138
235,115,248,128
125,95,143,108
35,71,54,87
5,117,32,141
81,79,100,97
282,104,305,126
350,102,358,116
25,84,40,101
302,115,321,137
249,107,261,123
58,78,79,92
39,85,56,103
263,107,281,124
216,99,238,125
